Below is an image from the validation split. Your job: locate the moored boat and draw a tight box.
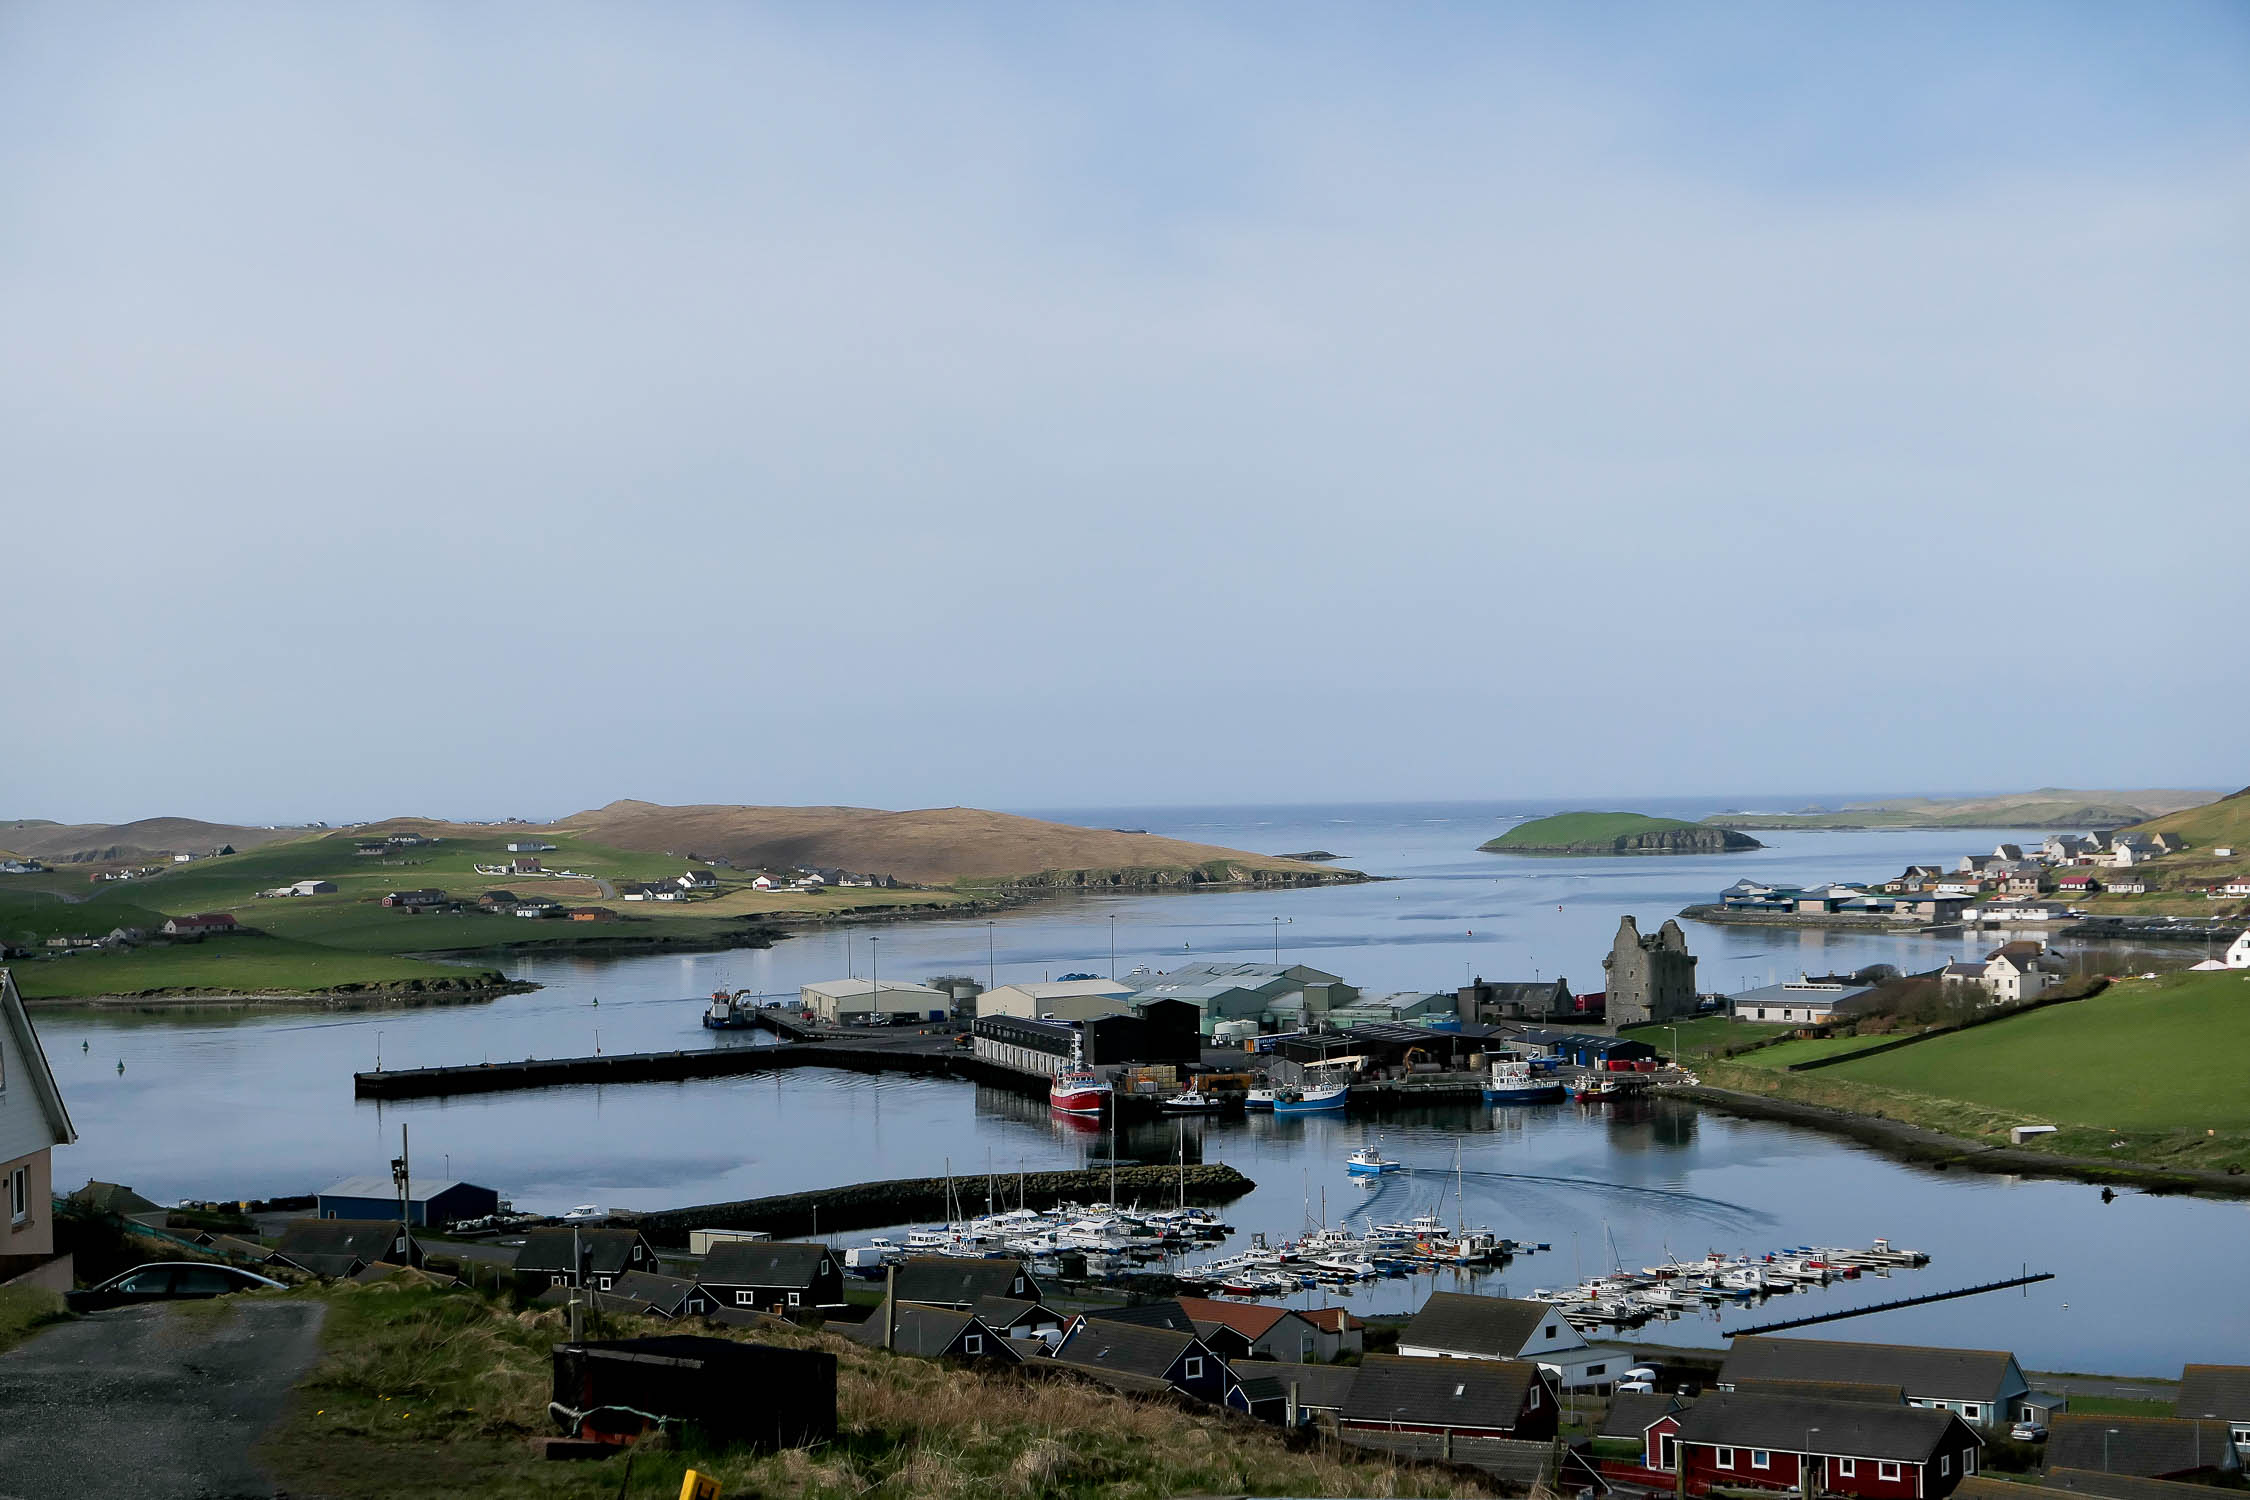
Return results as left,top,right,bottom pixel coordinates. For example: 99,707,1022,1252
1346,1143,1402,1177
1484,1056,1565,1103
1049,1033,1112,1116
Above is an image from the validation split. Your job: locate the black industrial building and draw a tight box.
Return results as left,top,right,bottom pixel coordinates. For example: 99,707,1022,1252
971,1000,1199,1072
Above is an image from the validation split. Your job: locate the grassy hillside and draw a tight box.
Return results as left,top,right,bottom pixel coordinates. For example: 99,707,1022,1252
2117,785,2250,848
1702,970,2250,1172
569,800,1360,887
0,816,303,863
1704,788,2219,831
260,1283,1489,1500
1482,810,1759,854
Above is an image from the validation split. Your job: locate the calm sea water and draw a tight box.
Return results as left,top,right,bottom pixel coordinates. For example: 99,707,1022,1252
44,799,2247,1374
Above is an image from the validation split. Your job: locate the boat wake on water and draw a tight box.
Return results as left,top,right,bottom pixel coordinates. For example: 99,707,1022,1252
1383,1163,1775,1227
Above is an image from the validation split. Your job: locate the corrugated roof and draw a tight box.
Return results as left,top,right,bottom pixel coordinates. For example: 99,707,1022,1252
1675,1392,1969,1463
1342,1354,1543,1430
1399,1291,1558,1358
2047,1416,2239,1478
1721,1336,2017,1402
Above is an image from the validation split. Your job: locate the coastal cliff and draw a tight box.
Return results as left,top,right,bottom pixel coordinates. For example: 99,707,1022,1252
1482,811,1763,856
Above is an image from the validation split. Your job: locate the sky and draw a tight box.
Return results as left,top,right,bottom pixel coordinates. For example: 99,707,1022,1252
4,2,2246,824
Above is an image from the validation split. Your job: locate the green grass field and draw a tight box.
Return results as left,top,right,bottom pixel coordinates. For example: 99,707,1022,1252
1731,1034,1896,1070
8,934,491,1000
1621,1014,1790,1061
0,824,958,997
1825,969,2250,1131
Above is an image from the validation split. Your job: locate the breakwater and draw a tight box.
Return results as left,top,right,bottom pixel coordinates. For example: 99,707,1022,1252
352,1041,963,1099
623,1164,1258,1246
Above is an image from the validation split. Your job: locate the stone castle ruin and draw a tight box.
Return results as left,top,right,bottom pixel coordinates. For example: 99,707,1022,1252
1603,915,1697,1025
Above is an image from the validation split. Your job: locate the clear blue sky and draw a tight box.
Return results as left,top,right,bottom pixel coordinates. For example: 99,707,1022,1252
3,3,2244,822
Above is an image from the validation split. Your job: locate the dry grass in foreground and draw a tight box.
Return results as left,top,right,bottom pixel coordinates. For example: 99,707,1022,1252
258,1281,1495,1500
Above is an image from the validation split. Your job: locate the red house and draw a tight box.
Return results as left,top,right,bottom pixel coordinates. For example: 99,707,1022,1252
1635,1393,1981,1500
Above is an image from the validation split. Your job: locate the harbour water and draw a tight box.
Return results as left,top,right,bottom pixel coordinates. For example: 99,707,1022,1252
46,798,2248,1374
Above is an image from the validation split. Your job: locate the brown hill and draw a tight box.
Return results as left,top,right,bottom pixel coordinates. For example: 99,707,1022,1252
562,801,1361,888
0,817,303,864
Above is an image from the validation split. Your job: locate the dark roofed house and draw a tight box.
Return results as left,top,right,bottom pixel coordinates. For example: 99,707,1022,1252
1396,1291,1611,1388
512,1226,660,1292
1720,1336,2029,1428
68,1180,164,1219
604,1270,714,1320
1176,1296,1330,1363
1665,1391,1982,1499
378,889,446,910
971,1295,1069,1343
2041,1470,2244,1500
270,1218,422,1278
890,1256,1041,1310
1049,1320,1241,1408
2176,1365,2250,1449
848,1302,1018,1363
161,913,238,937
1082,1298,1253,1359
1340,1354,1559,1442
1731,1378,1909,1406
697,1241,843,1313
2045,1416,2240,1481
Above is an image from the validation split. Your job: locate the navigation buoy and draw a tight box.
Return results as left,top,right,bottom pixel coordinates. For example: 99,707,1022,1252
117,1060,125,1074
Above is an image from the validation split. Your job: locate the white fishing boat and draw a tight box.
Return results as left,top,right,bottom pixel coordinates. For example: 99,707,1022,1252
1244,1086,1279,1111
1484,1055,1565,1103
1346,1143,1402,1177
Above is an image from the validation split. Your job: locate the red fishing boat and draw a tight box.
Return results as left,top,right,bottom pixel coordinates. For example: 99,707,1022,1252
1049,1033,1111,1116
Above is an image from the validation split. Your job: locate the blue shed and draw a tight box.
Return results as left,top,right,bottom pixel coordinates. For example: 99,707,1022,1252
315,1175,500,1228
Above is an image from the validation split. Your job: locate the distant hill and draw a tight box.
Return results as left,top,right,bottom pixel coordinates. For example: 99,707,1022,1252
564,801,1361,888
1703,788,2220,832
1481,811,1762,856
0,817,303,864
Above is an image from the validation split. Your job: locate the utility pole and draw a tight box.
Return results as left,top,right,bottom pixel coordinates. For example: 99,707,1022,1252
884,1263,898,1350
390,1124,410,1264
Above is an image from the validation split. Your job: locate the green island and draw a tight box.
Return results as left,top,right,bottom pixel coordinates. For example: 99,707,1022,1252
1481,810,1762,855
0,803,1361,1004
1701,786,2215,831
1660,969,2250,1180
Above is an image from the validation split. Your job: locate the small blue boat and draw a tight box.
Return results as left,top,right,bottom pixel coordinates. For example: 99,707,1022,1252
1273,1074,1349,1115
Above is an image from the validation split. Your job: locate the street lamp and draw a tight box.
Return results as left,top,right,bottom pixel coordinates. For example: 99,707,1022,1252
1805,1427,1820,1500
1110,914,1118,981
1272,916,1291,965
2105,1428,2120,1472
870,936,881,1019
986,921,996,990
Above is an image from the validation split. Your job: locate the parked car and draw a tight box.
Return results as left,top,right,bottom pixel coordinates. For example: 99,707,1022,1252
2010,1421,2049,1442
66,1261,284,1312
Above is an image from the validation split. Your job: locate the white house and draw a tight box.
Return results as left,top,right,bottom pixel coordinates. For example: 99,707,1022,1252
288,879,337,897
1395,1291,1622,1389
1981,942,2063,1003
750,875,775,891
2220,877,2250,899
0,969,77,1293
2225,931,2250,970
1729,978,1877,1025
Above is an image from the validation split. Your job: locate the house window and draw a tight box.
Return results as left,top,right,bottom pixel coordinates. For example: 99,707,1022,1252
552,1274,568,1288
964,1334,982,1355
1837,1458,1857,1477
1587,1364,1607,1377
1659,1437,1678,1471
598,1276,613,1291
1528,1385,1541,1409
1940,1456,1950,1476
1716,1448,1736,1470
1962,1404,1980,1421
1879,1461,1901,1481
1545,1325,1558,1340
7,1167,27,1225
1752,1450,1771,1470
787,1292,801,1306
1965,1449,1976,1474
688,1298,705,1313
1184,1357,1204,1380
736,1291,753,1305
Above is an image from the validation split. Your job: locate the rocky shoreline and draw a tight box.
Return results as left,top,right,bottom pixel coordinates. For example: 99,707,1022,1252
22,978,539,1012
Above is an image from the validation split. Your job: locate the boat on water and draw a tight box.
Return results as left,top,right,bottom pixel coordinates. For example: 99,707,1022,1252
1273,1076,1349,1114
1049,1033,1112,1116
702,990,756,1030
1346,1143,1402,1177
1159,1090,1225,1113
1484,1056,1565,1103
1244,1086,1279,1111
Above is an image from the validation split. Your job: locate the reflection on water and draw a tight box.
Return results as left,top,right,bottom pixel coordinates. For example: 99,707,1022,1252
40,801,2248,1375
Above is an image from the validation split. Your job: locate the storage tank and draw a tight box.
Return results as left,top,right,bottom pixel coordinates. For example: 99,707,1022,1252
1211,1019,1260,1046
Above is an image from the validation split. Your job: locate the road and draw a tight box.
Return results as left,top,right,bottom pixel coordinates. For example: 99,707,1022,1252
0,1297,326,1500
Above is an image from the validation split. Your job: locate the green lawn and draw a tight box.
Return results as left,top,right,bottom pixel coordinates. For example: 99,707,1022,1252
9,934,491,999
1826,969,2250,1131
1732,1034,1896,1070
1621,1014,1790,1061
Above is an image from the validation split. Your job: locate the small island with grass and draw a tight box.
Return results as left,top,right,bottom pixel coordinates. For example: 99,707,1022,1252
1481,810,1764,855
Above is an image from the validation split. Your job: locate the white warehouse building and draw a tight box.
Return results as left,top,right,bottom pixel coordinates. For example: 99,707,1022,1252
799,978,951,1026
